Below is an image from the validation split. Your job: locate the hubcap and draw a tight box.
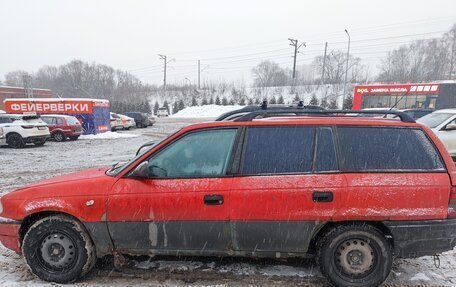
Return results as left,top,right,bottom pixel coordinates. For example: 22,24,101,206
335,239,375,276
40,233,75,269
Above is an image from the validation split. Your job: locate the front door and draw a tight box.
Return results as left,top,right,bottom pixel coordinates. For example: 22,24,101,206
107,128,239,254
230,126,346,253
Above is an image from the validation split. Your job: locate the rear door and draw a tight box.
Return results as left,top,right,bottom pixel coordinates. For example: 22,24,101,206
230,126,347,253
335,126,450,221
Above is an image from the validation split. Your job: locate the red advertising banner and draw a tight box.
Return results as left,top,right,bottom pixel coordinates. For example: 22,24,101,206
355,84,440,95
4,100,93,114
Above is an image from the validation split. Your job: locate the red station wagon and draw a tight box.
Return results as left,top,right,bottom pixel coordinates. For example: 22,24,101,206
41,114,82,142
1,109,456,287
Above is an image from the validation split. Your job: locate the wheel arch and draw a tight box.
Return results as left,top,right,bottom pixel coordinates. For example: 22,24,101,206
309,221,394,254
19,211,88,245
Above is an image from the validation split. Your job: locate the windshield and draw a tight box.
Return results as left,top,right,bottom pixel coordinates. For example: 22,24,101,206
417,113,454,128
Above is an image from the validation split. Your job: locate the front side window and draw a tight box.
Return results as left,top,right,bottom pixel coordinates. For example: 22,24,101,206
147,129,237,178
241,126,315,174
338,127,445,171
418,113,454,128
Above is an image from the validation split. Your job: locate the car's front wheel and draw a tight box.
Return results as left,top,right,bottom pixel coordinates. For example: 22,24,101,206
317,224,392,287
22,215,96,283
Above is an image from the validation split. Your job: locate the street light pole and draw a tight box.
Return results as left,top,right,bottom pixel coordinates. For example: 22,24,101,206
342,29,351,109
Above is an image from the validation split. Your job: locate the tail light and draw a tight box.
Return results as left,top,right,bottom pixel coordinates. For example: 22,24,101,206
110,118,115,122
448,186,456,218
21,125,34,129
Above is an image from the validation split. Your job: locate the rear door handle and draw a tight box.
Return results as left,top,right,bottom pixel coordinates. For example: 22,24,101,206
204,194,224,205
312,191,333,202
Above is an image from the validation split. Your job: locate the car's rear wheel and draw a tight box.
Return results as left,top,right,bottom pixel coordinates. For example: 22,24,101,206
53,131,66,142
22,215,96,283
6,133,24,148
317,224,392,287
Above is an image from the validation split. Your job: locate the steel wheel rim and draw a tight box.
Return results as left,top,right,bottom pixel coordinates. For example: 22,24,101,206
334,238,376,279
39,232,77,270
54,133,64,141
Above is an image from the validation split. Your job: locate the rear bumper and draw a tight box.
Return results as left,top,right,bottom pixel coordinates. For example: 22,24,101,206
385,219,456,258
0,217,21,253
24,135,50,143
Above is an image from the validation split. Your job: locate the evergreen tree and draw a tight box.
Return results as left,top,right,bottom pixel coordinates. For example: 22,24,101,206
270,96,277,104
209,97,214,104
163,100,170,113
191,96,198,106
228,99,235,105
154,101,159,115
201,97,208,105
293,93,300,102
343,95,353,109
329,98,338,109
309,94,318,105
248,98,254,105
143,100,151,113
172,102,178,114
178,99,185,111
320,98,329,108
278,95,285,104
254,98,261,105
222,97,228,106
215,96,221,105
239,98,246,105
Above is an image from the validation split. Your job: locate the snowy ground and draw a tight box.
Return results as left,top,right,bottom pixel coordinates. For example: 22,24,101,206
1,117,456,286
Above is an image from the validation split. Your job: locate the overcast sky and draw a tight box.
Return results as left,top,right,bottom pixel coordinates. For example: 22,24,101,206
1,0,455,86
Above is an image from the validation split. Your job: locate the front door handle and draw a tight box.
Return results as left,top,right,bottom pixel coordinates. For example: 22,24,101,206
312,191,333,202
204,194,224,205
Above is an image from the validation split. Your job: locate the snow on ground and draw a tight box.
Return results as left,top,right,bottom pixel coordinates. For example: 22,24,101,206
79,131,139,140
0,110,5,114
1,117,456,286
171,104,242,118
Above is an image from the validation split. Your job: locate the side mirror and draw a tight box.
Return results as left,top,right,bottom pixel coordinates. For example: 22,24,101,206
444,124,456,131
128,161,149,178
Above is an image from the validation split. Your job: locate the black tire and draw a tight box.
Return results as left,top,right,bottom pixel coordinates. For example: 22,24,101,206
136,122,143,128
6,133,25,148
22,215,96,283
53,131,66,142
317,224,392,287
69,136,79,141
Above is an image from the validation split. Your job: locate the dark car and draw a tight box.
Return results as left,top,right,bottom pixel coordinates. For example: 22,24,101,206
41,114,83,141
399,109,434,120
125,112,152,128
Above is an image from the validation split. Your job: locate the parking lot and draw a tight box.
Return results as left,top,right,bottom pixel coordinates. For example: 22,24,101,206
1,117,456,286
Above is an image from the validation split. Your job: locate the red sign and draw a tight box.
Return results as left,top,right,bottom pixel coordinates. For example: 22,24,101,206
5,100,93,114
355,84,440,95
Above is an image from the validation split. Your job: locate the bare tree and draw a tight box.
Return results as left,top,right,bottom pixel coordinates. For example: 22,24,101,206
252,61,288,88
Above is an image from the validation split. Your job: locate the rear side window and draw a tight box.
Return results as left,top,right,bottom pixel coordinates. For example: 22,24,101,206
241,126,315,174
42,117,55,125
337,127,444,171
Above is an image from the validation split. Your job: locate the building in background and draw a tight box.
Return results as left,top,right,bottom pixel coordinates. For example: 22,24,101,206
3,98,111,135
0,86,53,110
353,82,456,110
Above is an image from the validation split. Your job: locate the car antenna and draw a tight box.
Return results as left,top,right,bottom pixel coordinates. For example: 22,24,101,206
384,89,411,118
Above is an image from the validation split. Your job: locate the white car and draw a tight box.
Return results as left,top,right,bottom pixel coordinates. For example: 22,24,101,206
117,114,136,130
0,127,5,146
0,114,50,148
110,112,123,131
157,108,169,117
417,109,456,156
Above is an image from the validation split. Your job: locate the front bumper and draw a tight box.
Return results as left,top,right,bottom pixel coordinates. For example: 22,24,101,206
0,217,21,253
385,218,456,258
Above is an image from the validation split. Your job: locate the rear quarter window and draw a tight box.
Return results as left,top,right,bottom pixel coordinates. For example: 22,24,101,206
337,127,445,171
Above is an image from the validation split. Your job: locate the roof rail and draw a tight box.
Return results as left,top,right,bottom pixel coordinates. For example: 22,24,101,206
233,109,416,123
